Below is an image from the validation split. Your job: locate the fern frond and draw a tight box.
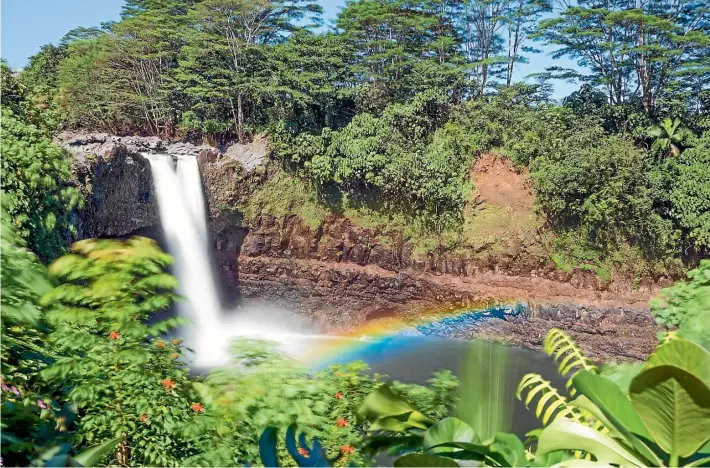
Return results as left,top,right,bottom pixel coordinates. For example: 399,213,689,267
516,373,583,426
543,328,598,394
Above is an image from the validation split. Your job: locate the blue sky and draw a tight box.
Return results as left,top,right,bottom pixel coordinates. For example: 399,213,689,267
1,0,579,99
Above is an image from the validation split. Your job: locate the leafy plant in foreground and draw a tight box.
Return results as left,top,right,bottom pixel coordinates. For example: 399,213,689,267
40,237,203,466
650,259,710,349
185,339,459,466
358,328,710,466
1,212,61,465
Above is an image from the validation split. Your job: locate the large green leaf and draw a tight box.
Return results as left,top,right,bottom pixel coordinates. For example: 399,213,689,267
358,385,434,431
629,365,710,458
572,370,661,465
393,453,460,467
537,419,646,466
488,432,528,467
644,339,710,387
73,437,121,466
423,417,478,454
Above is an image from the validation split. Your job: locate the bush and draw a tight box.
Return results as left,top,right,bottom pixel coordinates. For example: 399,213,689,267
41,237,202,466
0,213,61,466
0,106,81,262
273,91,472,230
651,133,710,254
530,130,672,250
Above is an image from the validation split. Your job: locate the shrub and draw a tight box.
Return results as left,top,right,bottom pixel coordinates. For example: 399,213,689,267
41,237,202,466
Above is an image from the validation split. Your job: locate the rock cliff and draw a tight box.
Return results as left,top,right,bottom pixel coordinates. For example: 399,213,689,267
59,132,662,361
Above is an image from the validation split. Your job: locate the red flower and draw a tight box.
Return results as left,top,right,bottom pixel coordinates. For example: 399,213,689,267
156,340,166,349
139,414,148,422
340,444,356,454
191,402,205,413
171,339,182,346
171,352,179,359
336,417,349,427
335,391,343,399
161,378,176,390
297,447,309,458
109,331,120,340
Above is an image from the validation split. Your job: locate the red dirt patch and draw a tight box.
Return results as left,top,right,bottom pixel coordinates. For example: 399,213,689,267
472,153,533,211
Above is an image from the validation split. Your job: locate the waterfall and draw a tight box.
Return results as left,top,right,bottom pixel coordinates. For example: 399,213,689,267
144,154,222,356
176,155,208,238
144,152,334,368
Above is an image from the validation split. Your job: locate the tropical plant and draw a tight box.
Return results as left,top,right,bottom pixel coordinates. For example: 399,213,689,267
183,338,459,466
647,117,693,158
40,237,203,466
522,329,710,467
650,259,710,349
356,384,530,467
359,328,710,467
0,212,63,466
0,106,81,262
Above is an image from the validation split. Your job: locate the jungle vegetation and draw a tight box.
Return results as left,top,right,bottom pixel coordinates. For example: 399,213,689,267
3,0,709,278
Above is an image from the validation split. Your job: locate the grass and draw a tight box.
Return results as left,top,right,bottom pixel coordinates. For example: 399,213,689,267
241,168,329,230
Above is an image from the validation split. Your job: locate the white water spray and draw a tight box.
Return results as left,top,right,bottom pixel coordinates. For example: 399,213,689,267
144,153,344,367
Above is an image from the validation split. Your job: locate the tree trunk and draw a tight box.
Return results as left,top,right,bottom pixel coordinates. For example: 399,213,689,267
237,93,245,144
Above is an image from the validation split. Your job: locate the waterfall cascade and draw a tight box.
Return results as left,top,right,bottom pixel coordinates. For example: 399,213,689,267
144,153,333,368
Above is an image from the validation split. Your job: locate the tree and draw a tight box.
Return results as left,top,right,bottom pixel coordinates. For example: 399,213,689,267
176,0,322,142
457,0,511,95
647,116,693,157
503,0,550,85
0,105,81,262
536,0,710,115
336,0,463,108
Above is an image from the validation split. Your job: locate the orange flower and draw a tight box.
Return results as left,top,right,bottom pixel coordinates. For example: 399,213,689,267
340,444,355,454
156,340,166,349
171,352,179,359
335,391,343,399
171,339,182,345
109,331,120,340
191,402,205,413
297,447,309,458
161,378,176,390
139,414,148,422
336,417,349,427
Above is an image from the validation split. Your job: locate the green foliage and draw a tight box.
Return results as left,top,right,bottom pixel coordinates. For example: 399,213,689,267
41,237,202,466
0,104,81,263
647,117,694,158
650,260,710,349
361,328,710,467
273,91,473,229
531,128,671,250
183,339,459,466
0,213,62,466
357,385,529,466
651,133,710,253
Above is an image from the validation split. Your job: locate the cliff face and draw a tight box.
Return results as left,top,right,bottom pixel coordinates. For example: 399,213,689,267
61,133,661,361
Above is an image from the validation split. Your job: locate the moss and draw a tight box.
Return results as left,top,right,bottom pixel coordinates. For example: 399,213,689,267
242,169,328,229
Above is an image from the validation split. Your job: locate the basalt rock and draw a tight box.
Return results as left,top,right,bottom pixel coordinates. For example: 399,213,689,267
58,131,267,239
234,256,658,361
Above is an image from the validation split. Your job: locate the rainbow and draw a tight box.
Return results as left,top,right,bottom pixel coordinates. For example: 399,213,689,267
301,303,528,368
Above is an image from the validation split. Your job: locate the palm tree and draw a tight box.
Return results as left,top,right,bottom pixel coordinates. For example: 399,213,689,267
647,117,693,157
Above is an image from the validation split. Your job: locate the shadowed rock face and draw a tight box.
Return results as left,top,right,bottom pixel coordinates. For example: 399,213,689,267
57,132,260,238
66,136,159,238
